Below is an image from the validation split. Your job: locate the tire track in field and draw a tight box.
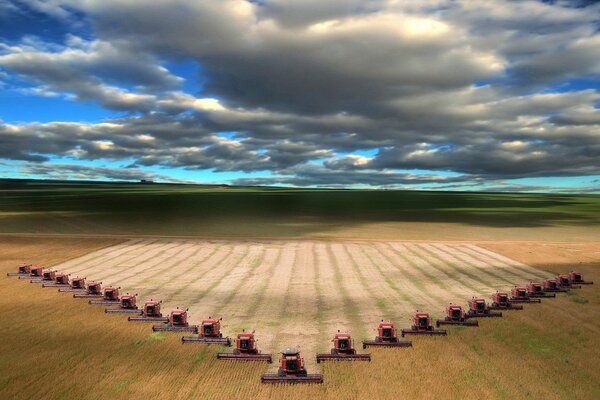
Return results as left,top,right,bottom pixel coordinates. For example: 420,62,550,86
443,244,548,285
367,242,444,307
387,243,467,302
464,244,551,280
344,242,407,322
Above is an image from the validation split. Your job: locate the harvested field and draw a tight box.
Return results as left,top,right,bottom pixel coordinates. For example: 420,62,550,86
53,239,553,368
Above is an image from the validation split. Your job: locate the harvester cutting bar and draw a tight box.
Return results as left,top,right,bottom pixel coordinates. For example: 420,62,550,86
128,316,169,323
181,336,231,346
574,281,593,285
261,374,323,384
29,279,49,284
401,328,447,337
564,285,581,289
89,299,120,305
544,288,568,293
529,293,555,298
6,273,30,277
59,288,86,293
217,353,273,362
42,283,71,288
152,324,198,333
436,319,478,327
510,298,541,303
105,308,142,314
316,353,371,363
73,293,103,298
362,339,412,349
489,304,523,310
465,311,502,318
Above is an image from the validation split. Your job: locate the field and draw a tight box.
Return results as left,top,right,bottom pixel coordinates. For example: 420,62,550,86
1,181,600,399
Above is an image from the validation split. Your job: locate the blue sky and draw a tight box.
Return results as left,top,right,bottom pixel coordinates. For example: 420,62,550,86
1,0,599,192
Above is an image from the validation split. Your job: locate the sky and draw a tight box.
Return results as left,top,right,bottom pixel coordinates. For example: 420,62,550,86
1,0,600,192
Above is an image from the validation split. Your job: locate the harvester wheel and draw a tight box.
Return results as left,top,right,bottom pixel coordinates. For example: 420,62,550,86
331,349,336,355
277,367,284,377
232,349,240,355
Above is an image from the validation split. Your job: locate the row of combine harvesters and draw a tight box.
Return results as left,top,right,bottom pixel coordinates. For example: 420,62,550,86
8,263,593,384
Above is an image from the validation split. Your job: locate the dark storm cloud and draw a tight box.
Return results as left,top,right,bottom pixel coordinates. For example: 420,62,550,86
15,162,175,182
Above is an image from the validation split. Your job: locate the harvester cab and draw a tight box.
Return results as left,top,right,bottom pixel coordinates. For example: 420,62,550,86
569,271,593,285
217,330,273,362
436,305,478,327
182,317,231,345
261,348,323,384
490,291,523,310
317,331,371,362
466,297,502,318
73,281,103,298
28,266,43,278
7,263,32,277
128,300,168,322
527,282,555,298
363,321,412,348
89,286,121,305
42,273,71,288
152,308,198,332
511,287,541,303
106,293,142,314
402,312,447,336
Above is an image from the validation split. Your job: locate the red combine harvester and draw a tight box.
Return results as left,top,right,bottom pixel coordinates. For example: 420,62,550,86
510,287,541,303
465,297,502,318
543,278,568,293
527,282,556,298
569,271,593,285
73,281,103,298
59,277,87,293
557,274,580,289
152,308,198,333
7,263,32,277
33,269,56,284
182,317,231,345
42,273,70,288
20,266,43,280
317,331,371,362
489,291,523,310
128,300,168,322
105,293,141,314
436,305,478,327
362,321,412,348
401,312,447,337
261,348,323,384
217,330,272,362
89,287,120,305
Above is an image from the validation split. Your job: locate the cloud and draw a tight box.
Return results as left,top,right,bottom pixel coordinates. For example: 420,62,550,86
15,162,176,182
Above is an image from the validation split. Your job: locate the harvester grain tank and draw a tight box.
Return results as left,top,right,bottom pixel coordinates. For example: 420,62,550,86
42,273,71,288
569,271,593,285
89,287,120,305
261,348,323,384
401,312,447,336
128,300,169,322
7,263,32,277
73,281,103,298
489,291,523,310
363,320,413,348
510,287,541,303
182,317,231,345
317,331,371,362
465,297,502,318
526,282,556,298
105,293,142,314
152,308,198,333
436,304,478,327
217,330,272,362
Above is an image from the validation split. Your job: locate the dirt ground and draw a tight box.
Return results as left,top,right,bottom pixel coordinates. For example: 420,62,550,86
51,238,553,369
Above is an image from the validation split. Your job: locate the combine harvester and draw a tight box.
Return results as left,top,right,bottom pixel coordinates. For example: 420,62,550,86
182,317,231,345
527,282,556,298
557,274,581,289
489,291,523,310
261,348,323,384
363,321,412,348
152,308,198,333
465,297,502,318
59,277,87,293
217,330,272,362
89,287,120,305
7,263,32,277
570,271,593,285
73,281,103,299
402,312,447,337
436,305,478,327
31,269,56,284
19,266,43,280
317,331,370,362
42,273,71,288
510,287,541,304
543,278,568,293
105,293,141,314
128,300,168,322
